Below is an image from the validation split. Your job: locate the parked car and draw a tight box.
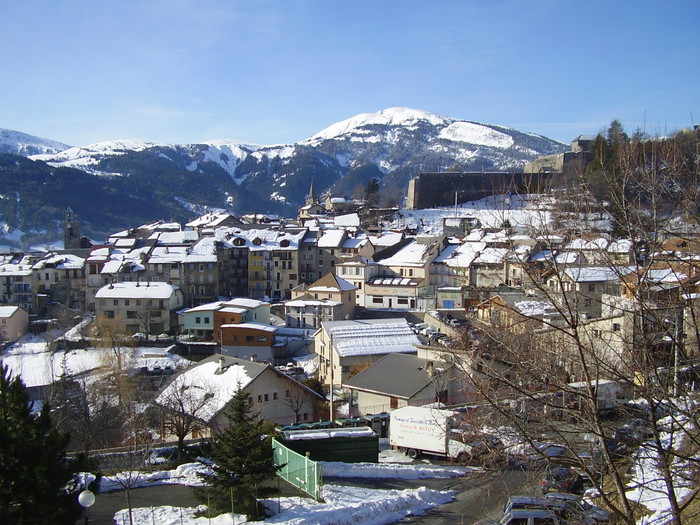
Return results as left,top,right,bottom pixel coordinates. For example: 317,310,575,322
498,508,561,525
544,492,611,523
145,446,178,466
541,465,585,495
503,496,572,523
613,418,655,446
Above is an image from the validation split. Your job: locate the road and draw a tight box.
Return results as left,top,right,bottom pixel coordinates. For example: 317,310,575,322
327,468,540,525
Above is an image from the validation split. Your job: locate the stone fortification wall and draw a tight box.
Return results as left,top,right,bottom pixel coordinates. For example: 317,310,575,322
406,171,551,210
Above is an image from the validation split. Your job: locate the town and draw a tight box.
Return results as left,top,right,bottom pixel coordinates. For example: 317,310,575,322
2,128,699,525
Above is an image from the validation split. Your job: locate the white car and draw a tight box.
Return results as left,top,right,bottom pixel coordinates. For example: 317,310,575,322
544,492,610,523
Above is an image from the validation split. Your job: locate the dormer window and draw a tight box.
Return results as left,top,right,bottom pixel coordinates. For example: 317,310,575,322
253,238,263,246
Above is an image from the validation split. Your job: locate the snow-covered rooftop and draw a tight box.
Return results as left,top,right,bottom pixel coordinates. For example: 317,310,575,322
95,281,179,299
377,240,432,267
155,359,258,422
325,319,420,357
318,229,346,248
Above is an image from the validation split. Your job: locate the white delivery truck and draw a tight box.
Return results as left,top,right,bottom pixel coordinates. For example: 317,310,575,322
389,405,472,460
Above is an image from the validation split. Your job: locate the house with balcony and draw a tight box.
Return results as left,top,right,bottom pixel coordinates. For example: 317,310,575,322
31,253,86,315
0,255,37,313
335,256,379,306
181,237,220,307
246,228,306,301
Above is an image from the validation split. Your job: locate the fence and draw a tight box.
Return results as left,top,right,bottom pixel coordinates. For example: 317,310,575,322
272,438,323,501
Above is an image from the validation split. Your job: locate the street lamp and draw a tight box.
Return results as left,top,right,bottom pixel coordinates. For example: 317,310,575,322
78,489,95,525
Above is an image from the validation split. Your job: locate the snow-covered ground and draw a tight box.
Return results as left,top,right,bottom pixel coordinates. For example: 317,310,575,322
0,328,192,388
114,484,454,525
104,458,458,525
389,193,610,235
626,413,699,525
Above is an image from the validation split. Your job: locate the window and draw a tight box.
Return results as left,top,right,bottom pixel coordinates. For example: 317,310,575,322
195,317,201,324
199,263,204,272
257,395,263,403
588,283,596,292
199,286,205,295
285,389,291,398
125,299,130,306
246,335,254,342
104,310,115,318
264,393,269,402
126,311,137,319
258,335,267,342
273,392,278,400
113,299,119,306
372,297,383,304
397,298,408,305
613,323,621,331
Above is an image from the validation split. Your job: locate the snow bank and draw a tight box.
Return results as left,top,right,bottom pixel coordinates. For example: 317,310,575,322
100,462,212,492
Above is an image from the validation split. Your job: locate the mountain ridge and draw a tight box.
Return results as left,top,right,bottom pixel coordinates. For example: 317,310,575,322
0,107,568,245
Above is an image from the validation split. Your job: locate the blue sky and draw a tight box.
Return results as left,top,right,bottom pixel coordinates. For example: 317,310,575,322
1,1,697,147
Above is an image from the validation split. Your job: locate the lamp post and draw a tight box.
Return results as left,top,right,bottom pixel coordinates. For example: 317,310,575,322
78,488,95,525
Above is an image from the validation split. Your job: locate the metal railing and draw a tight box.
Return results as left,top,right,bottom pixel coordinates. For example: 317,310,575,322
272,438,323,501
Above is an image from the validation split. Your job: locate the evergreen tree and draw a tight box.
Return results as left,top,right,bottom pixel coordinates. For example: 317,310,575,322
364,177,380,208
197,388,280,519
0,365,81,524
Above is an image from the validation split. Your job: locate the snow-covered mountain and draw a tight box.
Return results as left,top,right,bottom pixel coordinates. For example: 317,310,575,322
24,107,567,209
0,128,71,156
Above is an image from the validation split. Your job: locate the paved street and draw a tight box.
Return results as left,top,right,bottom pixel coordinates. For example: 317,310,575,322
327,468,540,524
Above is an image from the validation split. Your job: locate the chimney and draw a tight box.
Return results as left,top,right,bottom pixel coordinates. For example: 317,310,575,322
218,355,225,373
426,361,434,377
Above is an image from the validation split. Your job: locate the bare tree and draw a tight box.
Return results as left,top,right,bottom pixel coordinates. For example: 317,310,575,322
278,379,308,424
155,374,216,456
446,126,700,524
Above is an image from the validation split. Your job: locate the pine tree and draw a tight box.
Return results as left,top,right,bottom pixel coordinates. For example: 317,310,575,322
364,177,380,208
197,388,280,519
0,365,81,524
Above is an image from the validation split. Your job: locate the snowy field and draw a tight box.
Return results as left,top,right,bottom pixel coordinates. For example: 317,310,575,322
0,329,192,388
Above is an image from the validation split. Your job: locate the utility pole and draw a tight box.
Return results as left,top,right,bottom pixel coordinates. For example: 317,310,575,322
329,331,334,422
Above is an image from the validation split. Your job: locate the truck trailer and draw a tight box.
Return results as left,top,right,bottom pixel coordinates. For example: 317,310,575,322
389,405,472,460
